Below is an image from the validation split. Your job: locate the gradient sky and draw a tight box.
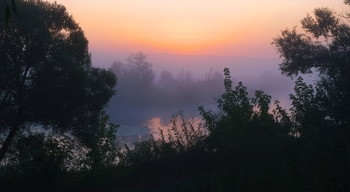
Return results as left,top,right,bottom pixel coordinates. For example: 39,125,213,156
48,0,345,57
43,0,347,124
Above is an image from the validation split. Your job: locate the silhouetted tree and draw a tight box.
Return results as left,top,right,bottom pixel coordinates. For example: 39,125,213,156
274,2,350,191
0,0,116,161
159,70,177,88
198,68,296,191
1,0,17,26
127,52,155,87
111,52,155,89
83,113,118,171
273,6,350,125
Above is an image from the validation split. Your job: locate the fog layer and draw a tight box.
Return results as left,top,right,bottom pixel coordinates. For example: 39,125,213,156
101,52,294,125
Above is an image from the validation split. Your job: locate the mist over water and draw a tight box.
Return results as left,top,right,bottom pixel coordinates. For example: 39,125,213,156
92,52,294,128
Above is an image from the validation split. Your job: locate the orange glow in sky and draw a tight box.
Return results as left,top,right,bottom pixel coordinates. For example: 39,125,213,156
48,0,345,56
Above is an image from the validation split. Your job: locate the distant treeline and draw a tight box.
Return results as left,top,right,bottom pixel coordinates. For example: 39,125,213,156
107,52,224,124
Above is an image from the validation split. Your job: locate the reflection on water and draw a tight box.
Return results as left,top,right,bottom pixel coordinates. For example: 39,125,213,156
146,117,169,140
147,116,205,140
116,116,205,146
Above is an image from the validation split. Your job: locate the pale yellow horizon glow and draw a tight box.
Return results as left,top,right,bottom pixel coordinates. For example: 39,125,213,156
48,0,345,56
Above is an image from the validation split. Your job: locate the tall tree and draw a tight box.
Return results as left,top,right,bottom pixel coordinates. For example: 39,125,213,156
0,0,116,161
273,2,350,190
1,0,17,26
111,52,155,89
198,68,295,191
273,5,350,126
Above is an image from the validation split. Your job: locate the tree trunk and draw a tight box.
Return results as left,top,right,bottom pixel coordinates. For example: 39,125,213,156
0,125,19,161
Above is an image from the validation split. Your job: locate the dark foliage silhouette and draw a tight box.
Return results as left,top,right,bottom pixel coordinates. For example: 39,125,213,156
273,4,350,191
0,0,116,163
0,0,17,26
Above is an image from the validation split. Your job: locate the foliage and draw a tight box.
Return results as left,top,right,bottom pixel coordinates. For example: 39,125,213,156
198,68,296,191
0,1,119,190
0,113,119,191
119,113,207,169
0,0,116,161
84,113,118,171
273,3,350,191
273,6,350,126
0,0,17,26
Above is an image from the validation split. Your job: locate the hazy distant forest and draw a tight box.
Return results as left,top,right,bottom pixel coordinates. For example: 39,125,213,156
1,0,350,191
107,52,224,125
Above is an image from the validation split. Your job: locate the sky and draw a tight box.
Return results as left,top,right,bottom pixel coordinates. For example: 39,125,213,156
44,0,347,125
48,0,346,57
